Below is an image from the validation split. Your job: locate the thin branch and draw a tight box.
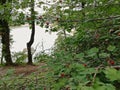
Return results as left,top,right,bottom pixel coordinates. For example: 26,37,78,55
92,64,103,84
97,23,120,29
56,15,120,23
87,15,120,22
110,65,120,69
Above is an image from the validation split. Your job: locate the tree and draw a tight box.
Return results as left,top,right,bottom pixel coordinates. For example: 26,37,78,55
41,0,120,52
0,0,13,65
0,0,39,65
26,0,35,65
41,0,120,89
0,0,31,65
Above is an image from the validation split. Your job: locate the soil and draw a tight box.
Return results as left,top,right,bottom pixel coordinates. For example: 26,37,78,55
0,62,46,76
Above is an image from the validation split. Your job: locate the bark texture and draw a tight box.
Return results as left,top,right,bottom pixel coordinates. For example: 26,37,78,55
0,20,13,65
0,0,13,65
27,0,35,65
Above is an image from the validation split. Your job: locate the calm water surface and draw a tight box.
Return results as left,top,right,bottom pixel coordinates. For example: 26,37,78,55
11,25,57,53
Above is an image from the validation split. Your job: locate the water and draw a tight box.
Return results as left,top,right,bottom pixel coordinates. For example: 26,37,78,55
11,25,57,53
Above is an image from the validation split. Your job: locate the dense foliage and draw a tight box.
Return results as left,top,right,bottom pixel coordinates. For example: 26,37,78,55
41,0,120,89
0,0,120,90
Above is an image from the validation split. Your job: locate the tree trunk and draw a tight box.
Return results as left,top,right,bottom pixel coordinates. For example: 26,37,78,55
0,0,13,65
0,20,13,65
27,0,35,65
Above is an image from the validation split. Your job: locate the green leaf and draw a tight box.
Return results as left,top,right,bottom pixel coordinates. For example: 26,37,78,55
76,53,85,59
107,45,116,51
95,86,106,90
105,84,116,90
87,47,99,57
88,47,99,54
85,68,97,74
104,67,120,81
81,86,94,90
94,78,116,90
95,84,115,90
52,78,67,90
99,53,110,58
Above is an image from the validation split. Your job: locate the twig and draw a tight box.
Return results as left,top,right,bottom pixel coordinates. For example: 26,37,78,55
110,65,120,70
56,15,120,22
92,64,103,84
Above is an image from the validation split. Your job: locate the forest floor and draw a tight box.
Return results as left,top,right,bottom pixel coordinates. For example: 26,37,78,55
0,62,47,76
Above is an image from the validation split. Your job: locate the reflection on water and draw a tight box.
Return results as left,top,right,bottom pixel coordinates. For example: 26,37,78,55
11,25,57,53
